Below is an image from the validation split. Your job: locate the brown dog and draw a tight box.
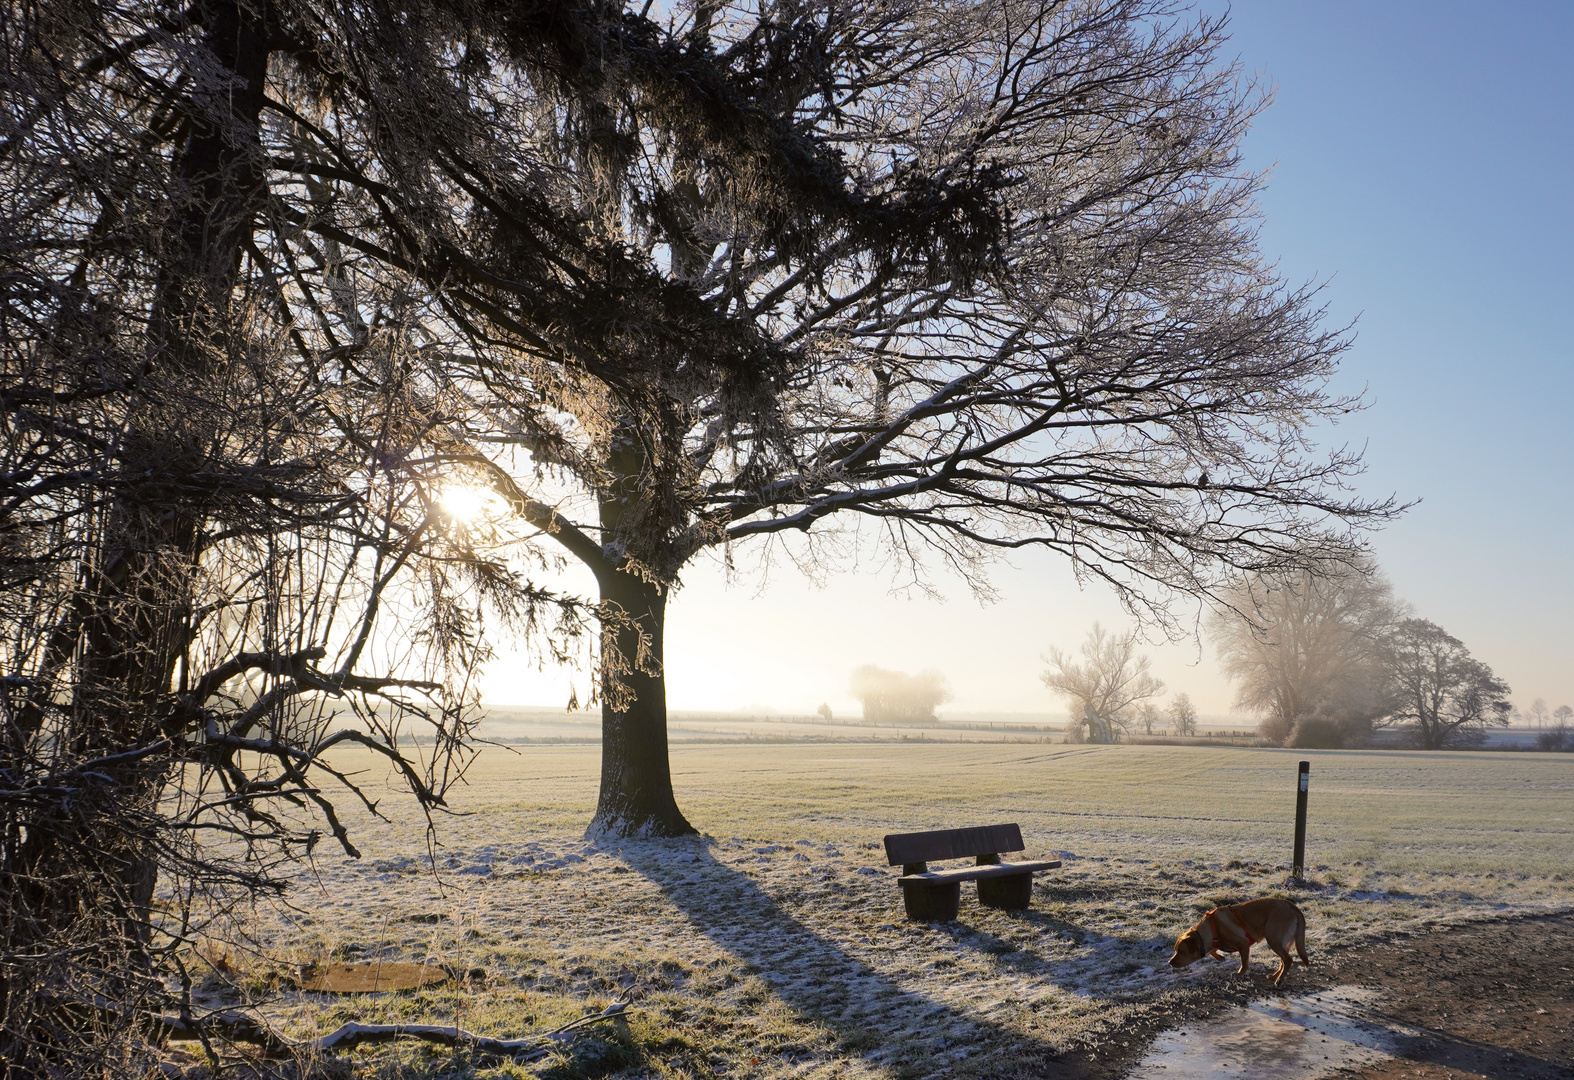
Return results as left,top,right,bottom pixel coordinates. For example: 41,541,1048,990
1168,898,1310,985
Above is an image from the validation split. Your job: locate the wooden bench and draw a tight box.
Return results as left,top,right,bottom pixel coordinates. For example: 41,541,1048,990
883,823,1061,921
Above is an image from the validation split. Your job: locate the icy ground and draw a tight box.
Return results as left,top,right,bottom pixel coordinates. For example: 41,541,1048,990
1127,986,1412,1080
240,839,1569,1076
196,745,1573,1078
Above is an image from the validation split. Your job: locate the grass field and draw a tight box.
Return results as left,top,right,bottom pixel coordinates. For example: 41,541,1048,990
203,743,1574,1079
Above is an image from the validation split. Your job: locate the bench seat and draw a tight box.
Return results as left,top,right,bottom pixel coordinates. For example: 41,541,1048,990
896,858,1061,886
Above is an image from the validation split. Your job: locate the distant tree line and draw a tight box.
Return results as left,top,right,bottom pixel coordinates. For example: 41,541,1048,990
1043,552,1560,751
1209,552,1551,750
1532,702,1573,752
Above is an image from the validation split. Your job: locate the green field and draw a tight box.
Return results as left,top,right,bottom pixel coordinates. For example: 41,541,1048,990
217,743,1572,1079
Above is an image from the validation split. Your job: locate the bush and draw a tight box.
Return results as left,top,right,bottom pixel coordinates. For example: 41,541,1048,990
1288,718,1346,749
1258,714,1294,746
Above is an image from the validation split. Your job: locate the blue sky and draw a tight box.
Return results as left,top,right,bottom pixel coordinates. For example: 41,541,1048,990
1210,0,1573,711
483,1,1573,719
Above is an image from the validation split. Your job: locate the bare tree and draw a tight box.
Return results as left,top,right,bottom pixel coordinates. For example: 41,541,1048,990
1168,692,1198,737
1138,701,1164,737
850,666,951,723
1,0,594,1067
348,0,1393,834
1209,552,1399,747
1540,705,1573,752
7,0,1401,866
1042,624,1163,743
1380,620,1512,750
1527,698,1550,729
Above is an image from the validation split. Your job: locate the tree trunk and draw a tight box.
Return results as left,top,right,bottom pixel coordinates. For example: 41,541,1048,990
0,3,274,1070
1084,703,1115,744
588,570,696,837
84,0,274,944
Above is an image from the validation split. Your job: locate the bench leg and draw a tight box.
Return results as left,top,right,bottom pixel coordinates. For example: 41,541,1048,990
900,879,961,921
977,873,1033,910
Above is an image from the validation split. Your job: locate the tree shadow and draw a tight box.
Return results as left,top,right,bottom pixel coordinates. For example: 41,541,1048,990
1370,1013,1569,1080
612,839,1152,1070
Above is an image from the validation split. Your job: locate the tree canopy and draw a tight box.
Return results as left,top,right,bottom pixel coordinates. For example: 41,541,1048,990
1382,619,1512,750
1209,552,1400,745
2,0,1402,1064
377,0,1392,832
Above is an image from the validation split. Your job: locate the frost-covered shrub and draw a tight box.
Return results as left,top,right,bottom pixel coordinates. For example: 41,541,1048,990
1288,717,1345,749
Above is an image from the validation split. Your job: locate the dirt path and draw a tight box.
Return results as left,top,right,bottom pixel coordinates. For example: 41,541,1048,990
1311,913,1574,1080
1065,912,1574,1080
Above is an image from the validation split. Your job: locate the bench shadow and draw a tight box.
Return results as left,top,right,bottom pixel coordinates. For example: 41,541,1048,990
969,898,1186,991
614,840,1092,1069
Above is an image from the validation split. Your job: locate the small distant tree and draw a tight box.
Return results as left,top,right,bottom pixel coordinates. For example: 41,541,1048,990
1042,625,1164,744
850,667,951,723
1539,705,1572,751
1169,693,1199,737
1381,620,1512,749
817,703,834,723
1209,552,1399,746
1527,698,1550,729
1138,702,1164,736
1537,725,1570,752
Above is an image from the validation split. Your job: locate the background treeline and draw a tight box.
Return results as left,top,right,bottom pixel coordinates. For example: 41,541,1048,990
849,665,952,724
1211,553,1529,750
1044,553,1562,750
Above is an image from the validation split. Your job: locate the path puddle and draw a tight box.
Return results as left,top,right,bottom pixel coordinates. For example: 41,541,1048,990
1129,986,1417,1080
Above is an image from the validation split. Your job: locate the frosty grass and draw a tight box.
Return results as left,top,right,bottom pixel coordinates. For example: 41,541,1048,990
205,743,1573,1078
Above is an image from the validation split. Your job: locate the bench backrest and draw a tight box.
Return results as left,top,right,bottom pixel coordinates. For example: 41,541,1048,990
883,823,1024,867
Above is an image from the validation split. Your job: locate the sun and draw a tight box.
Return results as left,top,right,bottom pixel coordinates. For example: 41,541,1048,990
436,484,501,522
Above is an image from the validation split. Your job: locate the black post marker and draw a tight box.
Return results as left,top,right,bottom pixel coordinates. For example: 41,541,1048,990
1292,760,1310,881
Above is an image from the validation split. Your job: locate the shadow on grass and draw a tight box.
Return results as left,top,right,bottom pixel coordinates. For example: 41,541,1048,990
615,840,1126,1073
1372,1016,1570,1080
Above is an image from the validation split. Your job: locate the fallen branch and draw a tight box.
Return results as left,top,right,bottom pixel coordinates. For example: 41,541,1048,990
158,1009,292,1055
160,1001,629,1061
308,1001,630,1059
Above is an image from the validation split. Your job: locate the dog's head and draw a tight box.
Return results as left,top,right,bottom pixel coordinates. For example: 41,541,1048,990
1168,927,1206,968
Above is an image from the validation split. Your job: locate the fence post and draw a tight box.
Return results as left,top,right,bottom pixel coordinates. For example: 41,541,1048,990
1292,760,1310,880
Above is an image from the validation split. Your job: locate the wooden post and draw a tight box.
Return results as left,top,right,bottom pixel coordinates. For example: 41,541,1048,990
1292,760,1310,880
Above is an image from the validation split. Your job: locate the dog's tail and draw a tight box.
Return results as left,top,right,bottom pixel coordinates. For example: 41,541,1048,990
1295,911,1311,968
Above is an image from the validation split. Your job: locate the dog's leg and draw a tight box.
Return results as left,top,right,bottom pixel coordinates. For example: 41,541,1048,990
1295,915,1311,968
1236,945,1250,976
1269,944,1292,984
